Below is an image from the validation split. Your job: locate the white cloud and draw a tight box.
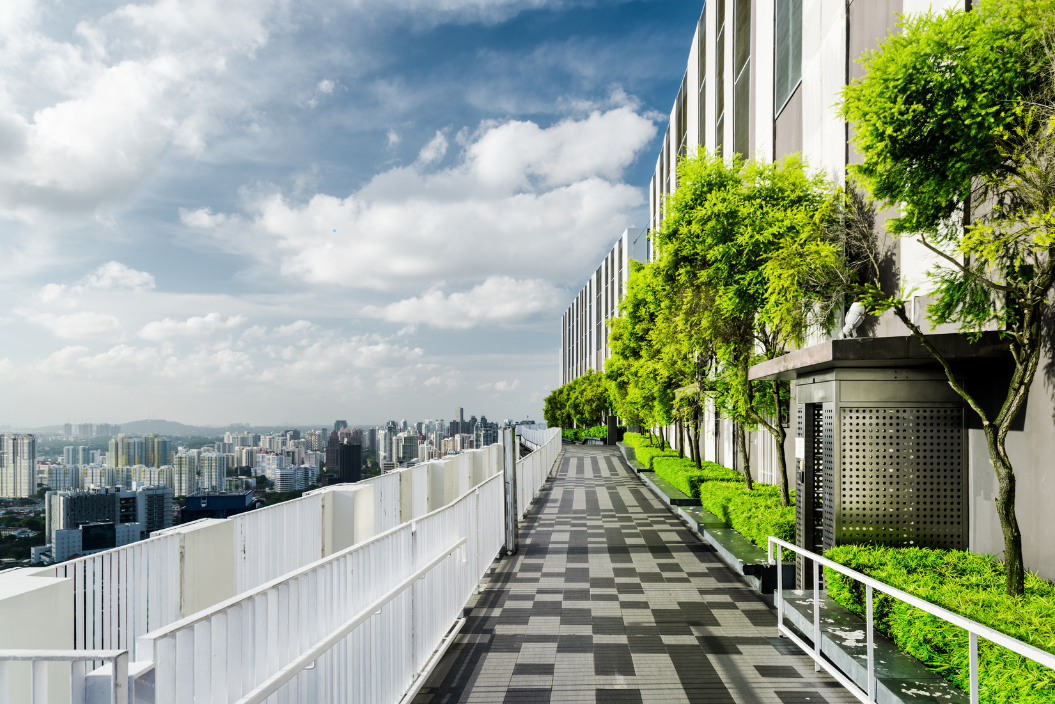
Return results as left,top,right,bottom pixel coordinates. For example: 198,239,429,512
387,129,401,147
0,358,15,383
186,107,653,290
274,320,316,336
0,0,283,217
75,261,155,293
363,276,562,328
416,130,448,165
478,378,520,391
137,313,247,341
316,79,335,94
22,311,122,338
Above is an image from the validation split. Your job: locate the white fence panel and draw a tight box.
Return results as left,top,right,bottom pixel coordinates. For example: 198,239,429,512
358,472,402,533
50,532,182,652
513,428,559,518
233,492,323,594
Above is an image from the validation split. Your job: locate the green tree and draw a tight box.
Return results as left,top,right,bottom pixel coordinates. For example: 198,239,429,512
842,0,1055,595
658,152,840,502
607,261,676,447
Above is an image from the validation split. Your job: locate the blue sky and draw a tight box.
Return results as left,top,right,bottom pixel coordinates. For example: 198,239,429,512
0,0,701,427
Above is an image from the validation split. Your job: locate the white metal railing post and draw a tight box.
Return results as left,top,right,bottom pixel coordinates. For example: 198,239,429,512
812,559,820,672
866,585,875,702
969,632,979,704
776,545,783,639
502,428,517,556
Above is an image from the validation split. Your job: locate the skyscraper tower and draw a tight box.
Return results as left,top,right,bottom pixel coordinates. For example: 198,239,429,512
0,434,36,498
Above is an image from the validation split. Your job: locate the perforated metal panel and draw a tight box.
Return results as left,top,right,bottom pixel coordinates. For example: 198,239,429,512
822,405,835,550
836,407,965,549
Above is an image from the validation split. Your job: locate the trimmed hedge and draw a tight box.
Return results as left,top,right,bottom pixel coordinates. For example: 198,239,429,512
825,546,1055,704
651,456,742,498
623,432,794,548
622,432,680,469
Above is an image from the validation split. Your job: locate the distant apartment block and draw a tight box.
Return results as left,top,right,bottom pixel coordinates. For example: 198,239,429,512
559,228,648,385
0,434,36,498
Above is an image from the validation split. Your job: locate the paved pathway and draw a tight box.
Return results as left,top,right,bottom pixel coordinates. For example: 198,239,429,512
414,444,853,704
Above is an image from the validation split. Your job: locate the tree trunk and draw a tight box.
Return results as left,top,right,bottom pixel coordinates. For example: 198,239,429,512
692,409,703,471
737,424,753,490
659,425,667,451
889,303,1034,596
770,381,791,507
677,418,685,458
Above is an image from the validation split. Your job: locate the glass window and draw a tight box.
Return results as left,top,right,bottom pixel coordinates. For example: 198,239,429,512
733,0,751,157
715,0,726,156
775,0,802,116
698,10,707,148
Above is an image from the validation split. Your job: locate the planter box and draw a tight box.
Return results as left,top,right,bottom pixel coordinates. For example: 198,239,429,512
676,505,794,594
781,590,967,704
639,472,700,507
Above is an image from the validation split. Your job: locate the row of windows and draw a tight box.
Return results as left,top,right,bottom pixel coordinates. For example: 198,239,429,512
652,0,803,236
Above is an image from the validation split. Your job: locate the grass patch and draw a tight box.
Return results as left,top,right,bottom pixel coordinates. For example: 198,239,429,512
825,546,1055,704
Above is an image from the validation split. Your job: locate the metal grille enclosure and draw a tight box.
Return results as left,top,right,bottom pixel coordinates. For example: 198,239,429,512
838,407,964,549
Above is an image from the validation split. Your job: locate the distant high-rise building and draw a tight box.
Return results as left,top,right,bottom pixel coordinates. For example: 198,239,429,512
456,408,464,426
173,453,198,496
334,420,348,433
367,427,376,453
199,453,227,492
284,429,301,441
0,434,36,498
337,442,362,484
395,432,419,464
63,423,73,438
325,431,340,469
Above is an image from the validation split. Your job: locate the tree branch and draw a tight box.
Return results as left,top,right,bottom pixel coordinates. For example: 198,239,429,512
917,234,1012,293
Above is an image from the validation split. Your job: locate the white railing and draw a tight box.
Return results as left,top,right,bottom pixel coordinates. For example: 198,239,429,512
233,492,323,594
134,474,505,704
514,428,560,518
768,537,1055,704
49,533,182,652
0,649,127,704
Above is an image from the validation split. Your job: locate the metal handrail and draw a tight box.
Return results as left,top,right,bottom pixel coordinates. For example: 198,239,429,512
0,649,128,704
234,538,467,704
136,473,502,658
767,536,1055,704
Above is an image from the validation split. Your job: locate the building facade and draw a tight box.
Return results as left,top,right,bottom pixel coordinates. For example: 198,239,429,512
0,434,36,498
559,228,648,386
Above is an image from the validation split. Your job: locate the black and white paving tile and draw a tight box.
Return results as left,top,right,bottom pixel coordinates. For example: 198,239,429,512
413,444,854,704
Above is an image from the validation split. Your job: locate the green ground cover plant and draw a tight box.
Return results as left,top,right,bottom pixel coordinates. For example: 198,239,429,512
651,456,741,498
697,482,796,548
825,545,1055,703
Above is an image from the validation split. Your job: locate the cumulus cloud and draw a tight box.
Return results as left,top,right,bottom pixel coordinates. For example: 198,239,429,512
273,320,316,336
363,276,562,328
137,313,247,341
0,0,281,217
185,107,654,290
36,262,155,303
478,378,520,391
22,311,122,338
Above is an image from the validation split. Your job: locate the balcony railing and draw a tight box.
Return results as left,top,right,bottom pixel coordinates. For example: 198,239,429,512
0,429,560,703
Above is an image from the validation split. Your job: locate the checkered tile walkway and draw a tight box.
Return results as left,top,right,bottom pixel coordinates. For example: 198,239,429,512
413,445,854,704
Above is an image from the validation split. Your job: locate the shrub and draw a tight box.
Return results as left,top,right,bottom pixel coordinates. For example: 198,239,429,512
825,546,1055,704
623,432,795,549
651,456,741,498
698,482,796,548
622,432,679,468
562,425,611,442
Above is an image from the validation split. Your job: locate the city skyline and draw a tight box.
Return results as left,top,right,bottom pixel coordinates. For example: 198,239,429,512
0,1,703,426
